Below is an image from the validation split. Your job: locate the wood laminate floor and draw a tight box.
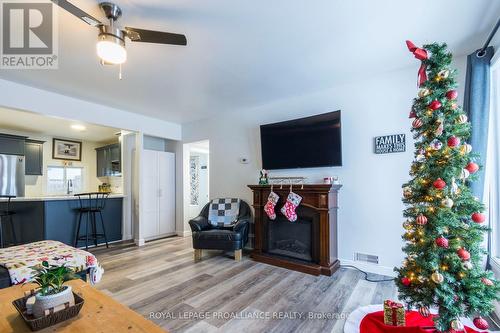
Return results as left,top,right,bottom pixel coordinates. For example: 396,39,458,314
90,236,398,333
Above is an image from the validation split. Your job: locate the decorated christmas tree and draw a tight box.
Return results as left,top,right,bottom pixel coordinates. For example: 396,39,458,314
395,41,500,332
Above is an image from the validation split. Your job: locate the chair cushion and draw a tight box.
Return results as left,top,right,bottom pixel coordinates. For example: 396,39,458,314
192,229,242,242
208,198,240,227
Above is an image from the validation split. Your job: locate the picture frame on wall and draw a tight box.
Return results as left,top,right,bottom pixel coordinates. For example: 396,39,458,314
52,138,82,161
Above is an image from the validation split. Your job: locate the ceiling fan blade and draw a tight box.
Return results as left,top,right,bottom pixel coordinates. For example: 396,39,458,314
124,27,187,46
51,0,103,27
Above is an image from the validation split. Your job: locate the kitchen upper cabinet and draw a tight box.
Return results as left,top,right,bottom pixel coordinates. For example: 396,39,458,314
0,134,26,156
25,139,45,175
96,143,121,177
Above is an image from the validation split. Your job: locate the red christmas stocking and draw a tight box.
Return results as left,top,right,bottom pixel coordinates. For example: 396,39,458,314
280,192,302,222
264,191,279,220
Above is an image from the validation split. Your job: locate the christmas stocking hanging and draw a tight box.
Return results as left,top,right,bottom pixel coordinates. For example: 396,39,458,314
264,191,279,220
281,192,302,222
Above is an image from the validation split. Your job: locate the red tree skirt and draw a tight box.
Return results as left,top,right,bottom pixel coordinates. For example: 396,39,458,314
360,311,485,333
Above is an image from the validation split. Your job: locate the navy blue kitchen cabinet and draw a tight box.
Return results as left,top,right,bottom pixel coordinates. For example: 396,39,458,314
44,198,123,247
96,143,121,177
0,197,122,248
25,139,45,175
0,134,26,156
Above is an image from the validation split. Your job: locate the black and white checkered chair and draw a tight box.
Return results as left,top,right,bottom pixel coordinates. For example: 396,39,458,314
188,199,252,262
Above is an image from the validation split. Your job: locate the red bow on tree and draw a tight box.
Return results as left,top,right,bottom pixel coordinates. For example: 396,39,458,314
406,40,428,87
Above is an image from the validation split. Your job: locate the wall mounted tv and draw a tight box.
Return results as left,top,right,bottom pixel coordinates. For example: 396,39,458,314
260,110,342,170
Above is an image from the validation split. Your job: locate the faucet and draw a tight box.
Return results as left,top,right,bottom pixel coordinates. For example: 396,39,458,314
67,179,73,195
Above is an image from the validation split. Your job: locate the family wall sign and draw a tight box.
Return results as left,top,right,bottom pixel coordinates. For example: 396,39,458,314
374,134,406,154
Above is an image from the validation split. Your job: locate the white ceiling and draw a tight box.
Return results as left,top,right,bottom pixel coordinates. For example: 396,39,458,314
0,107,120,142
0,0,498,124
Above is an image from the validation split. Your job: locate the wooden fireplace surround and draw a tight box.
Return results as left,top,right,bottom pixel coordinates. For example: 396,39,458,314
247,184,342,276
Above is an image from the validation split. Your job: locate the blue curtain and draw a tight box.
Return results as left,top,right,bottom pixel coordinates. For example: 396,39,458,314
463,46,494,201
463,46,494,269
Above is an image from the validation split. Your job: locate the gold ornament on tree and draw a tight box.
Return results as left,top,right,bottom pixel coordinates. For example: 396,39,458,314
431,271,444,284
457,114,468,124
450,319,464,331
460,143,472,154
418,88,431,98
450,178,459,195
434,120,444,137
441,197,454,208
462,261,473,270
403,187,412,198
461,168,470,180
436,69,450,81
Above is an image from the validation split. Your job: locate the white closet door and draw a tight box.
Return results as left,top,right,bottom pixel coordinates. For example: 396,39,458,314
158,152,176,235
142,150,159,239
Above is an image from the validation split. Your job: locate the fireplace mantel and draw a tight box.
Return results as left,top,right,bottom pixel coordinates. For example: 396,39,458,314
247,184,341,276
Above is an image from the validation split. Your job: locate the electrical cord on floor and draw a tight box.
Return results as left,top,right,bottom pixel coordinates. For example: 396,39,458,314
341,265,395,283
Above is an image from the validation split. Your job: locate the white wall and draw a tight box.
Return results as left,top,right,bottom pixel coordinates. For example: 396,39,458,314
181,57,467,275
0,79,181,140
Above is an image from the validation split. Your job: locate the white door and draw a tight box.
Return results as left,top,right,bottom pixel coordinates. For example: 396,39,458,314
159,152,176,235
142,150,159,239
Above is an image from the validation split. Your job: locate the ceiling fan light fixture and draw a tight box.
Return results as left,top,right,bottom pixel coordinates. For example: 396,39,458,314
96,29,127,64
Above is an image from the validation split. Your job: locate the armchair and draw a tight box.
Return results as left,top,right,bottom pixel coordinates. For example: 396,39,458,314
189,199,252,262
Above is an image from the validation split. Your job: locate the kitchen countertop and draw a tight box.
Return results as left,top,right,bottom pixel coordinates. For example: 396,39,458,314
0,194,126,202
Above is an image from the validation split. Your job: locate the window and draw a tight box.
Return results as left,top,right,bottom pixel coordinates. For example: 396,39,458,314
47,166,84,195
189,156,200,205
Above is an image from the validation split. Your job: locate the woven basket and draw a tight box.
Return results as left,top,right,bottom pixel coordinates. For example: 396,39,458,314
12,292,84,331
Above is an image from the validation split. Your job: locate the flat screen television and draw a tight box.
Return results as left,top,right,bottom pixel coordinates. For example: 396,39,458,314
260,111,342,170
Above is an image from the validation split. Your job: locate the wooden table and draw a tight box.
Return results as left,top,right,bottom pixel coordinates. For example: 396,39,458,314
0,279,167,333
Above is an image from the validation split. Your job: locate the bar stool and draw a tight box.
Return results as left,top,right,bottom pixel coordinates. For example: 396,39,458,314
0,195,17,248
74,192,109,250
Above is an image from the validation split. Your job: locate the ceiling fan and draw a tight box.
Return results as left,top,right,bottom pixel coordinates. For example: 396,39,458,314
52,0,187,65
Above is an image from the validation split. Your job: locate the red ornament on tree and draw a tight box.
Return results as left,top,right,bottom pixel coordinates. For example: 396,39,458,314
447,136,461,148
435,236,449,248
429,100,442,110
482,277,494,286
433,178,446,190
446,90,458,100
409,110,417,118
473,317,489,330
401,277,411,286
471,212,486,223
457,248,470,261
412,118,423,128
465,162,479,174
416,214,428,225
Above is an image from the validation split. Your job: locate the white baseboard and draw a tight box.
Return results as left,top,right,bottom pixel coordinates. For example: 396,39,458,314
122,234,133,241
134,238,145,246
177,230,192,237
341,259,397,277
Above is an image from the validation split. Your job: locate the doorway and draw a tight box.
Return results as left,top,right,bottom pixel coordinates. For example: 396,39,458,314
183,140,210,222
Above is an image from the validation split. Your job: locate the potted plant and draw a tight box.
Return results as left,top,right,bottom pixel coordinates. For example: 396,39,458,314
30,261,78,318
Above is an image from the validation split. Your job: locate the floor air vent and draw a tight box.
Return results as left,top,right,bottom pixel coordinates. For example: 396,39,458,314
354,252,379,264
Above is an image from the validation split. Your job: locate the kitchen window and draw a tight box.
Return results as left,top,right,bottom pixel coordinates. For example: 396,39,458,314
47,166,84,195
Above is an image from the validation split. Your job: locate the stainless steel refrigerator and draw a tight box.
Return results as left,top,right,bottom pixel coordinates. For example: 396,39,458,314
0,154,25,197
